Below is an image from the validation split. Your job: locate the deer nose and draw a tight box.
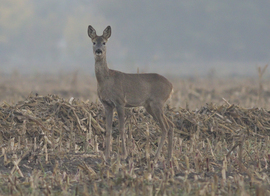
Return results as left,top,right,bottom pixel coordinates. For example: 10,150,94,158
95,49,102,55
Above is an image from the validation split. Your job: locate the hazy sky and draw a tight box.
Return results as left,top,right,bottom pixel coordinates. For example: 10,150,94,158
0,0,269,76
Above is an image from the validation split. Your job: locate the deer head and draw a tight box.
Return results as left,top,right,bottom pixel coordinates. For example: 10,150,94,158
88,25,111,60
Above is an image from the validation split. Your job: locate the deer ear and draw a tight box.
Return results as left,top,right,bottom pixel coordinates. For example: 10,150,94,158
103,26,111,39
88,25,97,39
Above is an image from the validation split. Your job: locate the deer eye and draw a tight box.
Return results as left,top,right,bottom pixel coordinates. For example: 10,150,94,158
103,42,106,45
93,42,96,45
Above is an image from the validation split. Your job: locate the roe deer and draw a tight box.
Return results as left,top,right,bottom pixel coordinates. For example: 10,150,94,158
87,25,174,161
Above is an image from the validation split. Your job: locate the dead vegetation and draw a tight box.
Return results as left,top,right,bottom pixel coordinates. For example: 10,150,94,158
0,88,270,195
0,71,270,195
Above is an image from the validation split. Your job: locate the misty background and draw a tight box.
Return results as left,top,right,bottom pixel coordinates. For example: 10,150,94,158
0,0,269,76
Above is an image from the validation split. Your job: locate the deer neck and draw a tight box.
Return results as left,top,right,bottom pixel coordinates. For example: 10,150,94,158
95,57,109,84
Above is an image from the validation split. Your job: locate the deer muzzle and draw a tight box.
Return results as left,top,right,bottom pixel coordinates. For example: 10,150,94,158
95,49,102,56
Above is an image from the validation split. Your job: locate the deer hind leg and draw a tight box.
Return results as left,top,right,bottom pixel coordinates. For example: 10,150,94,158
165,115,174,160
103,103,114,160
145,102,168,161
145,103,174,161
116,105,127,159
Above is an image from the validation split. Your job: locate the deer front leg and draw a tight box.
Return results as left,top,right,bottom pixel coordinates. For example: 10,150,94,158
116,105,127,159
104,104,113,160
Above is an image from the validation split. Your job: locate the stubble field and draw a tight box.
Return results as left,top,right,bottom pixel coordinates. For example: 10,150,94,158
0,71,270,195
